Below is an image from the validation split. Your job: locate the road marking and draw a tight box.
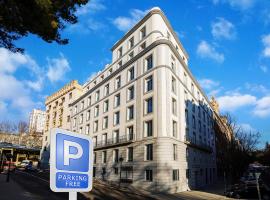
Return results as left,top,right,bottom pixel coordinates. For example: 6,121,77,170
15,170,49,183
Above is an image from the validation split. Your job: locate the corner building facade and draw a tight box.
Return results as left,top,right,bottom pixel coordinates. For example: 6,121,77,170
70,8,216,193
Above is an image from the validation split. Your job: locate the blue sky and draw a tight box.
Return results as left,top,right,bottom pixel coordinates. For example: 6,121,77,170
0,0,269,147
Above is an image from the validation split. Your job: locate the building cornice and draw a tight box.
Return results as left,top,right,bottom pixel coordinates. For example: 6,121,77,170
111,8,189,59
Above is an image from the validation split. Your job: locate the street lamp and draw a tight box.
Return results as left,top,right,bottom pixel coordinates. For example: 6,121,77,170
6,153,13,183
119,157,124,187
255,172,262,200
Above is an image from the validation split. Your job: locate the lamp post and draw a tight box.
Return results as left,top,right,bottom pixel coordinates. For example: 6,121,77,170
6,153,13,183
255,172,262,200
119,157,124,188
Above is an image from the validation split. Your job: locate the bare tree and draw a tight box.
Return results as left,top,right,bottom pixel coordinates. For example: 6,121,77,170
17,121,28,135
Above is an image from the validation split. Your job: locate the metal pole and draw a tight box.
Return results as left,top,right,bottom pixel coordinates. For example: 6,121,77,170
6,160,11,182
69,192,77,200
256,176,262,200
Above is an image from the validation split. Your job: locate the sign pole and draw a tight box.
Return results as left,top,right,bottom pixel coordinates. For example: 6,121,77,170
69,192,77,200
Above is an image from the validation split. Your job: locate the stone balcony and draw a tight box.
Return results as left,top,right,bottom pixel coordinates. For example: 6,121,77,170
94,134,134,150
184,135,213,153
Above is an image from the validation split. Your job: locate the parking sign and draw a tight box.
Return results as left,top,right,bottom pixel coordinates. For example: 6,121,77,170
50,128,93,192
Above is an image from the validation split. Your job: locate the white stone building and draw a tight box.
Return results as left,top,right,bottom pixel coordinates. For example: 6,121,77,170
29,109,46,134
70,7,216,193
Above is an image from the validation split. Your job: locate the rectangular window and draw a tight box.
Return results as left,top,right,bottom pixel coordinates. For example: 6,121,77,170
129,37,134,49
128,67,135,81
113,130,119,143
173,144,177,160
103,100,109,113
145,169,153,181
145,120,153,137
81,101,84,110
173,169,179,181
114,111,120,125
86,110,90,121
172,98,176,115
87,96,91,107
172,77,176,93
94,152,96,164
94,120,98,132
145,75,153,92
127,147,133,162
129,51,134,60
79,114,83,124
172,121,177,137
114,94,120,107
113,149,119,163
184,73,187,86
103,116,108,129
104,84,109,96
127,105,134,120
146,55,153,70
102,133,107,145
86,124,90,135
127,126,134,140
191,83,194,95
115,76,121,89
127,86,134,101
140,26,146,39
114,167,118,174
74,106,77,114
146,144,153,161
118,47,122,58
192,115,196,129
94,105,99,117
140,42,146,51
102,151,107,163
185,109,189,125
95,90,100,102
93,136,97,147
171,57,176,72
145,97,153,114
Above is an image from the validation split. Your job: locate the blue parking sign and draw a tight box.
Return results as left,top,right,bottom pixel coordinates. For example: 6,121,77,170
50,128,93,192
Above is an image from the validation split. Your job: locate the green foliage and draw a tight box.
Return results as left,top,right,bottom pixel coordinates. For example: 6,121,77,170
0,0,89,52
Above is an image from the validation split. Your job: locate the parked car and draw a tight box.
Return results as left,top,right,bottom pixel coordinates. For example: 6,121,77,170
17,160,31,170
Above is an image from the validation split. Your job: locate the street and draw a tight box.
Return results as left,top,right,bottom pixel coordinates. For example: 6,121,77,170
0,170,238,200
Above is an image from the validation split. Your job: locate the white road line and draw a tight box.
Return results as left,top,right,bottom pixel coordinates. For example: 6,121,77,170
15,170,49,183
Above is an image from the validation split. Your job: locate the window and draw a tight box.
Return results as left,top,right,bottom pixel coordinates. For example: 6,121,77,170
145,97,153,114
114,111,120,125
199,121,202,132
95,90,100,102
145,75,153,92
192,100,195,112
118,60,122,68
185,109,189,125
128,67,135,81
114,167,118,174
127,126,134,140
127,105,134,120
172,121,177,137
79,114,83,124
129,37,134,49
103,100,109,113
67,115,70,122
118,47,122,58
94,120,98,132
172,98,176,115
127,147,133,162
192,115,196,129
81,101,84,110
69,92,72,99
114,94,120,107
145,120,153,137
102,133,107,145
198,106,201,118
79,127,82,134
171,56,176,71
191,83,194,95
145,55,153,70
129,51,134,60
108,68,113,75
104,84,109,96
94,105,99,117
103,116,108,129
173,169,179,181
140,26,146,39
146,144,153,160
186,169,190,179
145,169,153,181
127,86,134,101
140,42,146,51
113,149,119,163
172,77,176,93
184,90,188,106
87,96,91,107
184,73,187,85
115,76,121,89
74,106,77,114
94,152,96,164
73,118,76,127
86,110,90,121
86,124,90,135
173,144,177,160
102,151,107,163
93,136,97,147
113,130,119,143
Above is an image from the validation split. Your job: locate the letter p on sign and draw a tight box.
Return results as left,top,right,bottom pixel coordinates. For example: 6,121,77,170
64,140,83,166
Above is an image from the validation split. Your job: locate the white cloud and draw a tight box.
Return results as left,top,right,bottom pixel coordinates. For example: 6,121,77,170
213,0,255,10
262,34,270,58
239,123,256,132
76,0,106,15
260,65,268,73
197,40,225,63
46,54,71,82
113,9,148,32
253,96,270,117
199,79,220,90
211,18,236,40
217,93,257,111
245,83,269,94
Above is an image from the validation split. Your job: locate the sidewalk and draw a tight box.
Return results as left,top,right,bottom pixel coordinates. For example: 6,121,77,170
0,173,42,200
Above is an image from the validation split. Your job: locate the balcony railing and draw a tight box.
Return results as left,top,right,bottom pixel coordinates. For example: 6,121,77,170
184,135,212,153
94,134,134,150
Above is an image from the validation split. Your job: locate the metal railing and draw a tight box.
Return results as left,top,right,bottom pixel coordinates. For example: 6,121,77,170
94,134,134,149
